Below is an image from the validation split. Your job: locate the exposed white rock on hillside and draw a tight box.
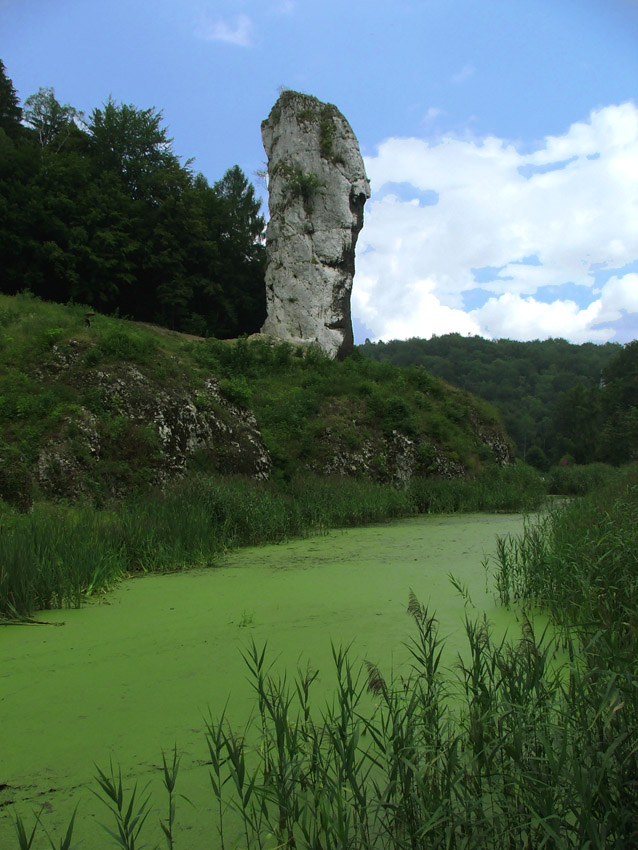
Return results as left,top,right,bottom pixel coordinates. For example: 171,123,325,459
261,91,370,359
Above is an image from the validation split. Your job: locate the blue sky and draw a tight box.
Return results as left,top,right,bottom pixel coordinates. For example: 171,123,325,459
2,0,637,344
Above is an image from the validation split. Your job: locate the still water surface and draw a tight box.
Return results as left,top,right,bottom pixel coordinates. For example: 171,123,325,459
0,512,536,847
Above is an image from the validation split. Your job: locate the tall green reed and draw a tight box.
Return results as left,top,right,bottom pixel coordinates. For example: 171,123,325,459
0,504,124,618
408,463,547,515
3,468,544,621
15,592,638,848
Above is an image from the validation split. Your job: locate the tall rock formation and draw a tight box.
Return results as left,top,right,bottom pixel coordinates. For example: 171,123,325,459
261,91,370,359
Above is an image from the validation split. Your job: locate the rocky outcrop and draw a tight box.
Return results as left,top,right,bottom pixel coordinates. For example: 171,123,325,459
25,341,272,504
0,323,514,509
306,428,507,486
260,91,370,359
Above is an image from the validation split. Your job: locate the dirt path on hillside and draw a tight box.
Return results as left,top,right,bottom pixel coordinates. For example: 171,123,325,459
132,321,206,342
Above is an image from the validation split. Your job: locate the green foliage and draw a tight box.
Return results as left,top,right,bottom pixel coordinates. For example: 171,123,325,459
23,86,83,150
547,461,618,495
88,97,179,202
0,63,266,338
360,333,624,465
494,464,638,648
95,327,158,363
92,760,152,850
0,439,32,509
0,58,22,136
276,161,324,211
319,104,336,158
598,339,638,463
218,376,252,407
408,462,547,514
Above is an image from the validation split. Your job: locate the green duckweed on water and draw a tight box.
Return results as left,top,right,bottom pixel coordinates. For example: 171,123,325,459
0,511,536,848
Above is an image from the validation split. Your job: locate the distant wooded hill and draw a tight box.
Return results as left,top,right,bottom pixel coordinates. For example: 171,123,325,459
359,334,637,468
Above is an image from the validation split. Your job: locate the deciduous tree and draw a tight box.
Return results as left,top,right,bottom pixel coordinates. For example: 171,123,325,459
23,87,83,150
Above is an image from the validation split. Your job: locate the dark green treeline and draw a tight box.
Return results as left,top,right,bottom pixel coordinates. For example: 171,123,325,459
0,60,266,337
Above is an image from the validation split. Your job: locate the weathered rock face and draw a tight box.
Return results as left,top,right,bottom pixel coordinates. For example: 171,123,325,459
8,340,272,506
261,91,370,359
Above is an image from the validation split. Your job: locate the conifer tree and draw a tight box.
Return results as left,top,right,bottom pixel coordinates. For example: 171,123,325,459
0,59,22,136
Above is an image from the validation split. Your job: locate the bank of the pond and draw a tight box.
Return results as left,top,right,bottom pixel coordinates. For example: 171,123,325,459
0,511,533,849
0,467,547,621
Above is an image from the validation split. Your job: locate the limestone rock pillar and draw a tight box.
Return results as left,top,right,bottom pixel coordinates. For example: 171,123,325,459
260,91,370,359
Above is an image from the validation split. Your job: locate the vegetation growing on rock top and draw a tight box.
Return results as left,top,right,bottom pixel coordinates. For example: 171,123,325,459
273,90,341,160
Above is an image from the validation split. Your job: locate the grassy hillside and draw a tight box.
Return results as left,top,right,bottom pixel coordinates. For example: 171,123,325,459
0,292,513,510
360,333,623,466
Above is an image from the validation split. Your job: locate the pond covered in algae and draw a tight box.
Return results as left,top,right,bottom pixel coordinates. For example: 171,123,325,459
0,511,537,848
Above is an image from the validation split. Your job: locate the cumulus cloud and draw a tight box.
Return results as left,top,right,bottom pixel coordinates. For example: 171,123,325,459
354,103,638,343
196,13,253,47
467,273,638,343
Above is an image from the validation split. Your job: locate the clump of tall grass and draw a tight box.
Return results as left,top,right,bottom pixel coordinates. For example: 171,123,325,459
289,474,415,528
408,462,547,514
547,461,619,496
0,503,125,619
494,463,638,638
0,474,410,620
196,595,638,848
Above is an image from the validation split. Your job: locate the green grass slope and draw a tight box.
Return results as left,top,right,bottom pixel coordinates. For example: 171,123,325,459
0,292,513,510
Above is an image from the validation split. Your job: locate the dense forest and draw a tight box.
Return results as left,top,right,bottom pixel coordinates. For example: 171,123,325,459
360,334,638,468
0,60,266,337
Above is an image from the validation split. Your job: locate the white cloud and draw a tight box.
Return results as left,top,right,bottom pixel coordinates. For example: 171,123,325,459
468,273,638,342
596,272,638,322
423,107,444,124
451,64,475,83
355,103,638,343
470,294,610,343
272,0,295,12
196,13,253,47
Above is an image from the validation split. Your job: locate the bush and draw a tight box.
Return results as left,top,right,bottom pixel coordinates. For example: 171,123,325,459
96,327,158,363
218,376,252,407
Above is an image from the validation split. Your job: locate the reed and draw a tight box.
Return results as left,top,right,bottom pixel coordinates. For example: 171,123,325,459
2,468,544,620
494,463,638,634
408,462,547,514
92,761,152,850
195,598,636,849
0,503,124,618
548,461,619,496
14,593,638,847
